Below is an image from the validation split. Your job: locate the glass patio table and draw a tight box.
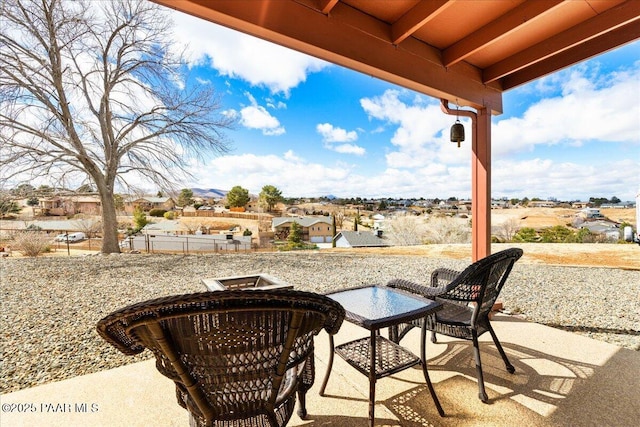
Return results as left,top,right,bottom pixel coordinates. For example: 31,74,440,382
319,284,444,426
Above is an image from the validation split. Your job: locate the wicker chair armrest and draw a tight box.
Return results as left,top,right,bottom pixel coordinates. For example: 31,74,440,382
386,278,444,298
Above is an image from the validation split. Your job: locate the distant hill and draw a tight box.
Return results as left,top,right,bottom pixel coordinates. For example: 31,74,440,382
191,188,227,199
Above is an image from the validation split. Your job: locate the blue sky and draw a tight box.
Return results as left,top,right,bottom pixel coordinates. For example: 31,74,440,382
167,10,639,202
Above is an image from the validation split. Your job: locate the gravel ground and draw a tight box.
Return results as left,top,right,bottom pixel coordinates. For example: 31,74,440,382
1,252,638,394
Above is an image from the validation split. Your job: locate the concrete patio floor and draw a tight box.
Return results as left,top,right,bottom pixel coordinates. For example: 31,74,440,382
2,315,639,426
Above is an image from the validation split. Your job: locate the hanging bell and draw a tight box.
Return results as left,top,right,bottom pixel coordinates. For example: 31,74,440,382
450,120,465,148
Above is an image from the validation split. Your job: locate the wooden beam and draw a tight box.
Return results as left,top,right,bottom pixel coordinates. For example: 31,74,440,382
443,0,564,67
318,0,339,15
391,0,449,45
484,0,640,83
153,0,503,112
502,21,640,90
441,99,490,261
472,108,491,261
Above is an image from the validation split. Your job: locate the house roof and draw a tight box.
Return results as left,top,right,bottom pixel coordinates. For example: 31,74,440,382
272,216,332,228
335,230,389,247
135,197,173,204
142,220,181,232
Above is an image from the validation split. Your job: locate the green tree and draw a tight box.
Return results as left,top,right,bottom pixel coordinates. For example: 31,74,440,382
76,183,95,193
258,185,283,212
288,221,303,246
11,183,35,197
0,197,21,217
177,188,194,207
133,206,149,232
589,197,609,207
37,185,54,194
227,186,250,208
0,0,234,253
26,196,39,216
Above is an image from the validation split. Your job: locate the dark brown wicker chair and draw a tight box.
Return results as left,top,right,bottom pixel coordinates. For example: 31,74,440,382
387,248,523,403
97,289,345,427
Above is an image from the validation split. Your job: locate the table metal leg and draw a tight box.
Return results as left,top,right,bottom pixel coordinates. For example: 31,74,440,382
421,322,445,417
369,329,376,427
319,334,335,396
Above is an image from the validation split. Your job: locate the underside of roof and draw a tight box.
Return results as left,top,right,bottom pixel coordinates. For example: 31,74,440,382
153,0,640,114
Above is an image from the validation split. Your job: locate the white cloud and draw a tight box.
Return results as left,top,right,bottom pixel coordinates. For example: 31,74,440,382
233,92,285,136
360,89,468,168
493,64,640,156
492,158,639,200
333,144,366,156
169,10,329,94
316,123,358,142
190,152,354,196
316,123,365,155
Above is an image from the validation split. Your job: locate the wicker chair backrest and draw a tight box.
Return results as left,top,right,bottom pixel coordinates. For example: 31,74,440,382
97,289,345,424
438,248,523,324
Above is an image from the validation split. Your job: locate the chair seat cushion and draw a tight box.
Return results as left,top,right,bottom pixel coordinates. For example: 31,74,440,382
435,301,473,326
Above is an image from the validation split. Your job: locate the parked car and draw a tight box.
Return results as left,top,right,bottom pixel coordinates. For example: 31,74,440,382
54,232,86,243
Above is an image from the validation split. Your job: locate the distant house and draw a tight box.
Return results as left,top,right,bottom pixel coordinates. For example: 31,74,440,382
579,208,603,219
527,200,557,208
572,202,591,209
33,195,102,216
272,216,333,243
333,230,389,248
491,200,509,209
128,196,175,213
580,221,620,241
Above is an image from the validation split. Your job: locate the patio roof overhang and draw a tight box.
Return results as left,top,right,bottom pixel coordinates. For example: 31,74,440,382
151,0,640,260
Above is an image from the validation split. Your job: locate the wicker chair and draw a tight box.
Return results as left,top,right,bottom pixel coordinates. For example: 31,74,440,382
97,289,345,427
387,248,523,403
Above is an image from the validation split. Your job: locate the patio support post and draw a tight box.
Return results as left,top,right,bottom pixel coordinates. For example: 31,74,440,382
441,100,491,261
473,108,491,261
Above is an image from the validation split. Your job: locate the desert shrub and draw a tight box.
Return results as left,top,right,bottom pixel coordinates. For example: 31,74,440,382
541,225,574,243
513,227,540,242
163,211,176,220
149,208,167,217
243,229,253,236
12,232,51,257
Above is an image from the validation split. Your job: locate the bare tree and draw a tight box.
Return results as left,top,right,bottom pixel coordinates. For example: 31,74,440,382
497,218,520,242
0,0,235,253
424,216,471,244
386,214,425,246
73,215,103,237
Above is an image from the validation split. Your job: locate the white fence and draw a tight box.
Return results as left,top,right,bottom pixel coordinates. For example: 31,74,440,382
121,234,253,253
